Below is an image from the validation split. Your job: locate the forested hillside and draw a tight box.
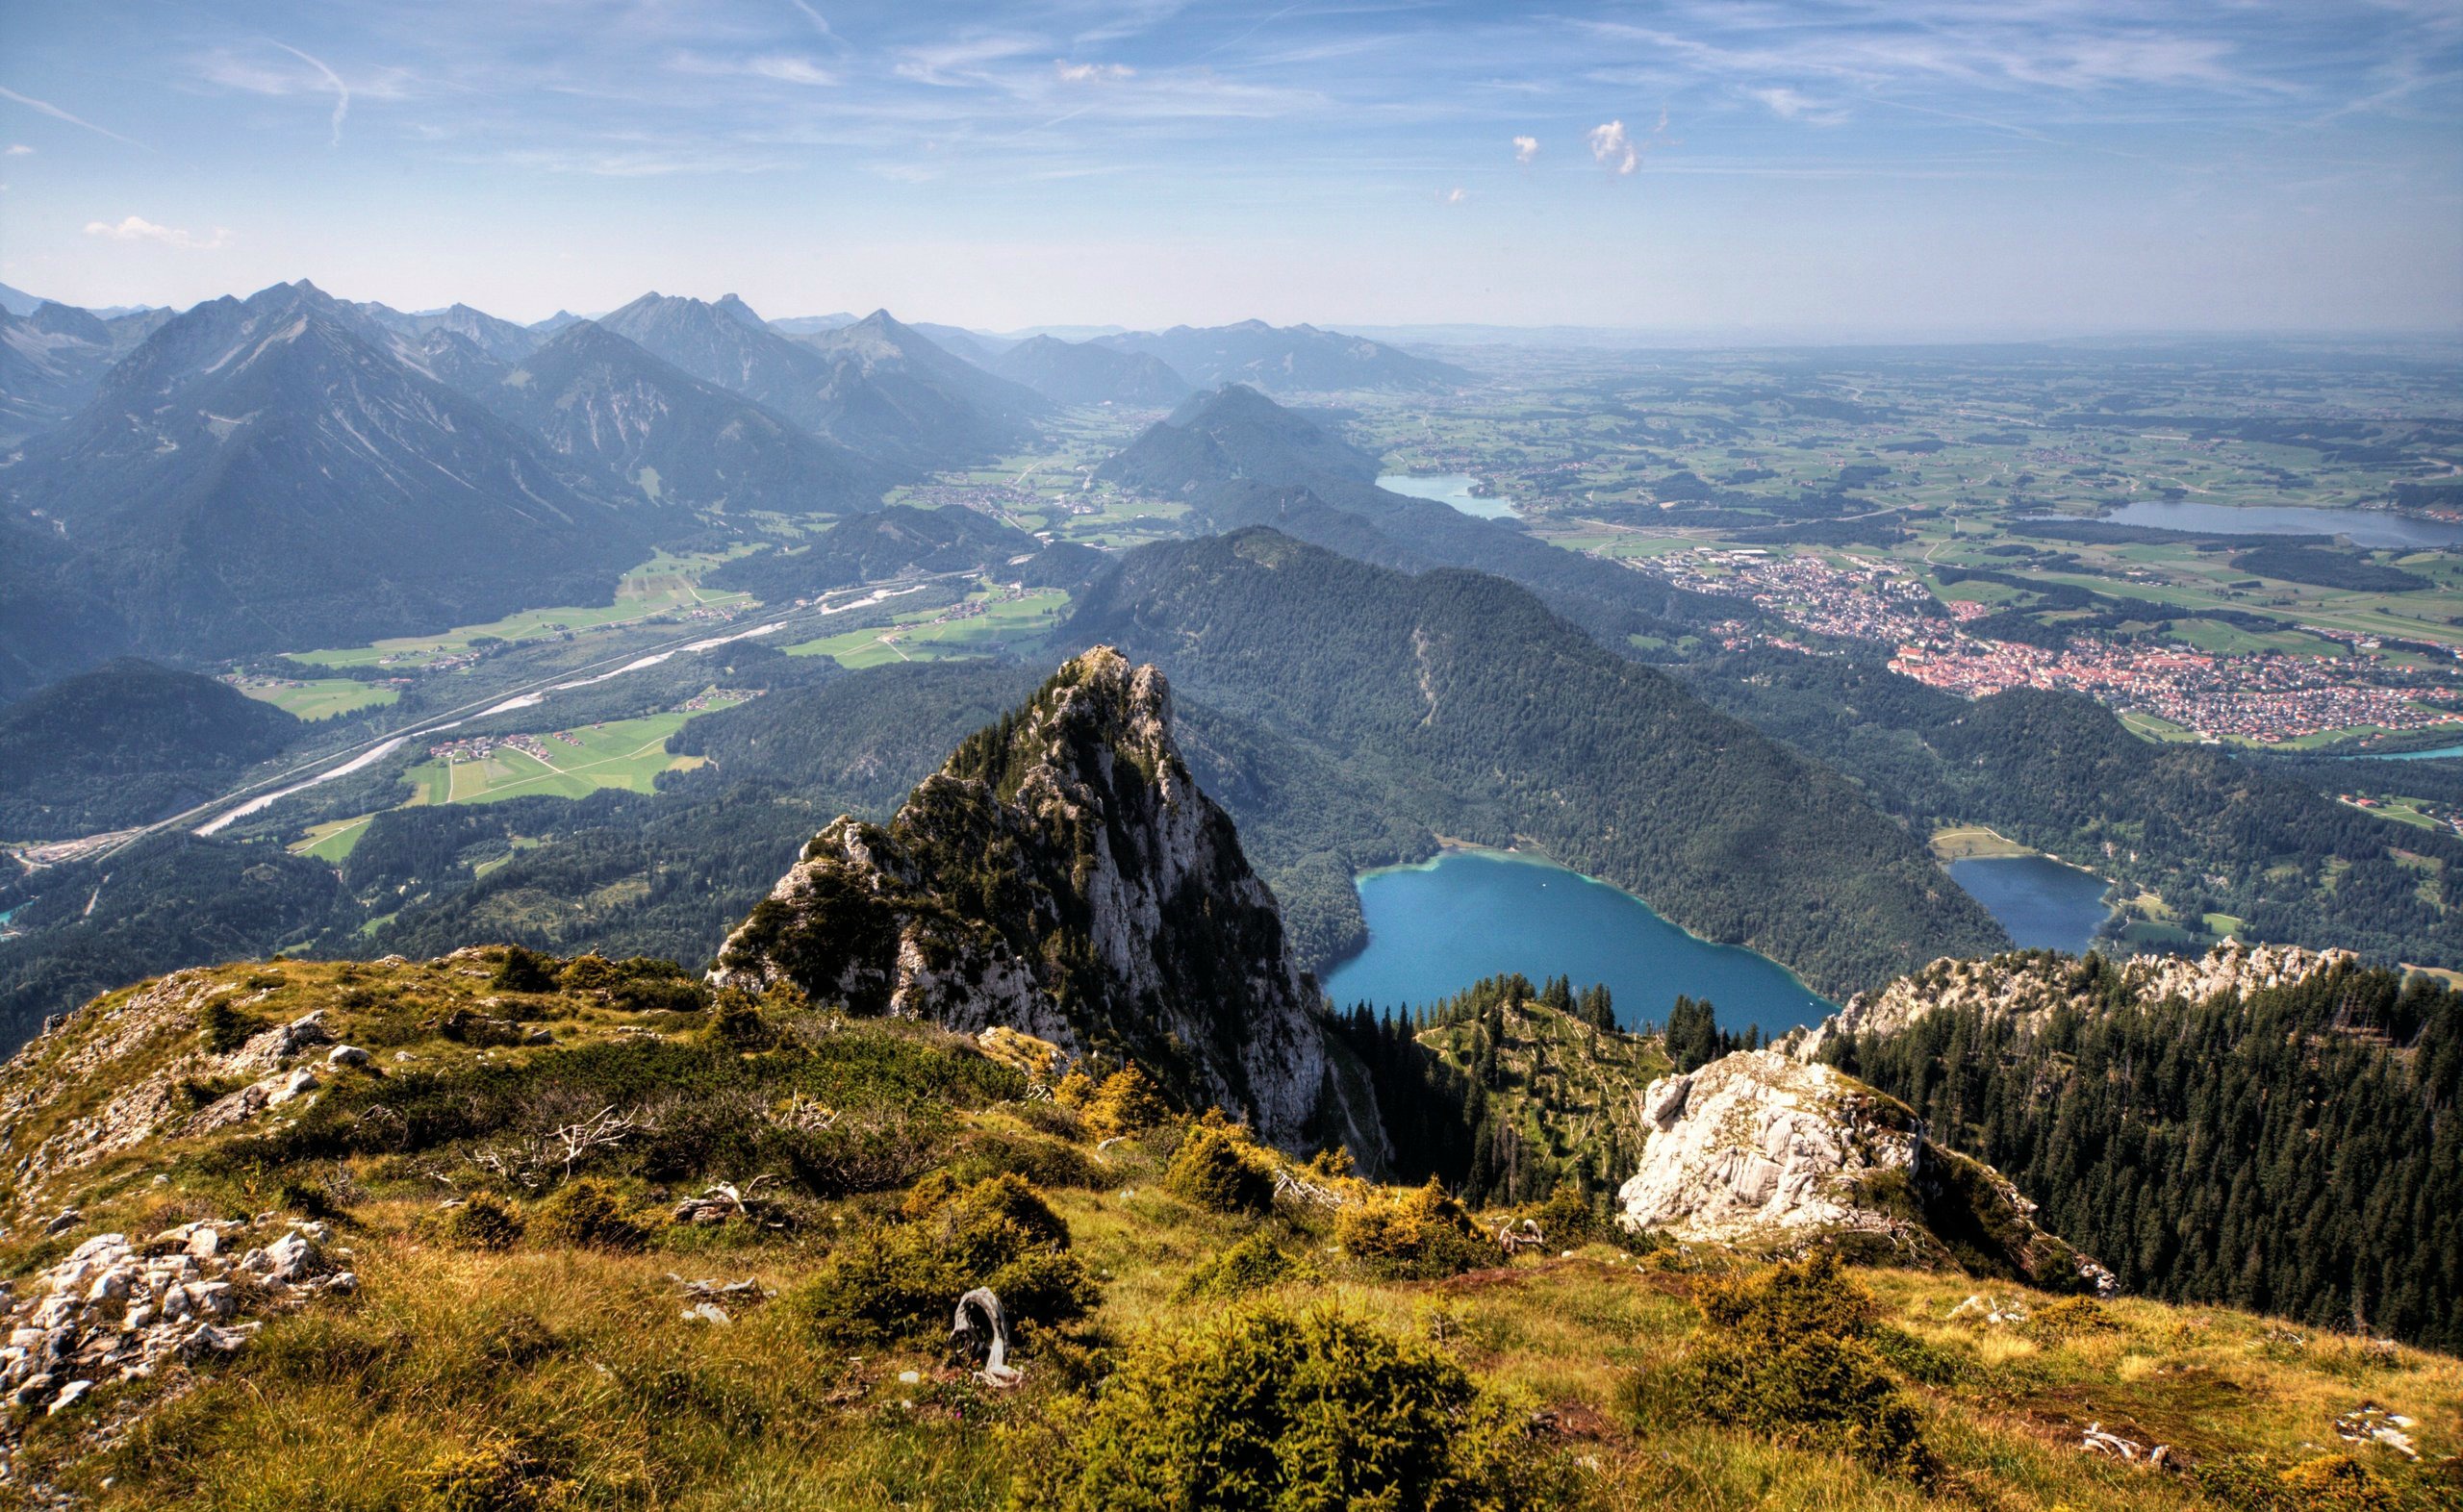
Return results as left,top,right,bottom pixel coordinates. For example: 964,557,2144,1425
0,660,298,838
1069,529,2008,997
1685,646,2460,968
1828,953,2463,1350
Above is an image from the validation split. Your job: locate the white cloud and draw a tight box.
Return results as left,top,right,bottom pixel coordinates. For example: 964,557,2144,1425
0,86,138,146
1589,119,1637,173
4,143,28,156
1442,186,1467,204
1055,61,1136,83
84,215,228,249
1512,134,1537,164
1588,111,1668,175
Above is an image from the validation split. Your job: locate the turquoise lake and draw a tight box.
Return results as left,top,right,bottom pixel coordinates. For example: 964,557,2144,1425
1945,855,2116,955
1318,848,1835,1038
2349,743,2463,762
1375,472,1519,519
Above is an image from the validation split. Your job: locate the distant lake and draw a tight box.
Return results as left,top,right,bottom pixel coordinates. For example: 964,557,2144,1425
2349,743,2463,762
1319,848,1835,1039
1947,855,2115,955
1377,473,1519,520
2095,500,2463,550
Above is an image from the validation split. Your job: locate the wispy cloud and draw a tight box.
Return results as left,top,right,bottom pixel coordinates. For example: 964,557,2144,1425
271,42,349,147
84,215,228,249
1442,185,1467,203
1751,87,1847,126
0,85,140,146
4,143,29,157
1512,134,1537,164
1056,62,1136,84
198,42,384,146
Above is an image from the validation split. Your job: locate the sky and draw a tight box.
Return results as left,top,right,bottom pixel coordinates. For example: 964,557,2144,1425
2,1,2458,337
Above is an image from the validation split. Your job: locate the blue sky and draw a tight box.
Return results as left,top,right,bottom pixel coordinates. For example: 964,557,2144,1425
2,1,2457,335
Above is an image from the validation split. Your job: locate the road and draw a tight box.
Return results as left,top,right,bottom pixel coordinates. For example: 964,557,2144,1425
34,572,970,868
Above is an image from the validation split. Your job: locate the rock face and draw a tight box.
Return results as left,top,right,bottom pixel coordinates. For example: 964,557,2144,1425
712,646,1370,1151
1780,939,2359,1065
1617,1050,2109,1292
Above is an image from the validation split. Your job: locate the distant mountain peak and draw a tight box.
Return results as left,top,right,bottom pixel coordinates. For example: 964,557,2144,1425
714,292,767,328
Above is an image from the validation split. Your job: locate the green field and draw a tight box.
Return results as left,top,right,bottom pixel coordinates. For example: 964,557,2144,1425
404,712,718,806
232,677,400,721
291,551,754,669
290,813,381,863
786,587,1070,668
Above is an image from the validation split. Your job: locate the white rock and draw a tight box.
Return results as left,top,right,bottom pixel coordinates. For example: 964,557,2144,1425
46,1379,91,1415
327,1046,370,1069
267,1068,318,1106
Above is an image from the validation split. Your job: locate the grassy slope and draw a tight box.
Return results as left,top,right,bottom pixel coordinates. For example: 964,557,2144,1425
4,954,2455,1510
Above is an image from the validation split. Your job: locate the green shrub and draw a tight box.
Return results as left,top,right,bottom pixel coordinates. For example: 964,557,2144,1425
532,1179,646,1251
1178,1232,1318,1301
949,1130,1105,1190
1082,1067,1169,1138
2194,1452,2403,1512
789,1173,1094,1347
1019,1302,1563,1510
1164,1122,1274,1216
439,1194,525,1251
1627,1250,1936,1485
492,946,560,995
413,1436,570,1512
2026,1295,2120,1344
1334,1179,1491,1279
702,990,774,1051
199,998,266,1055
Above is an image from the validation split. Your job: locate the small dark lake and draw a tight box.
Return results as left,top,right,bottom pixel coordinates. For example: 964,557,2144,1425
2095,500,2463,550
1947,855,2116,955
1318,848,1835,1039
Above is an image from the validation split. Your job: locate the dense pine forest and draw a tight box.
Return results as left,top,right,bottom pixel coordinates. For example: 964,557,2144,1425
1827,955,2463,1351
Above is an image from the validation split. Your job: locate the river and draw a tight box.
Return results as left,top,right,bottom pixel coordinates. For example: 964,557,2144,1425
1318,848,1834,1040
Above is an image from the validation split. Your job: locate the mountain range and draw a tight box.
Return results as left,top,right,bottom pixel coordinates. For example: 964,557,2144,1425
599,293,1042,472
0,281,663,660
1096,320,1470,392
473,319,890,516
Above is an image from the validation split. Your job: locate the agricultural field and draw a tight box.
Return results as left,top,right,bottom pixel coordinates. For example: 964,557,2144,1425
1342,341,2461,751
290,549,756,670
786,584,1070,668
401,706,739,807
226,674,401,721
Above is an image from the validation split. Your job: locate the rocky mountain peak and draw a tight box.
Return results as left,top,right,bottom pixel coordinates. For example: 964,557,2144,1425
1780,938,2363,1064
1618,1049,2110,1292
712,646,1374,1152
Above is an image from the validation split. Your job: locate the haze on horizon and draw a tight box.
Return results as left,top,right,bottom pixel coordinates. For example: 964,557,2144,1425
1,0,2457,339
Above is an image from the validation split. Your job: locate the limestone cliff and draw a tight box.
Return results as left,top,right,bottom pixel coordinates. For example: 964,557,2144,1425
1778,939,2359,1065
1617,1050,2110,1292
712,646,1374,1151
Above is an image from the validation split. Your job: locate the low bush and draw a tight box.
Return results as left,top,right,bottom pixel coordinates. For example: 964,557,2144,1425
1621,1249,1936,1485
438,1194,525,1251
1082,1067,1170,1138
492,946,561,995
948,1130,1105,1190
531,1179,646,1251
2194,1452,2403,1511
413,1435,571,1512
1178,1232,1318,1301
2026,1295,2120,1344
198,998,266,1055
789,1173,1095,1347
1163,1121,1274,1216
1018,1302,1564,1510
1334,1179,1491,1279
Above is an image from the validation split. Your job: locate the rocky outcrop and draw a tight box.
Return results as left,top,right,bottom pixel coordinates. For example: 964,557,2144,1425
1781,939,2359,1064
1617,1050,2109,1291
712,646,1371,1151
